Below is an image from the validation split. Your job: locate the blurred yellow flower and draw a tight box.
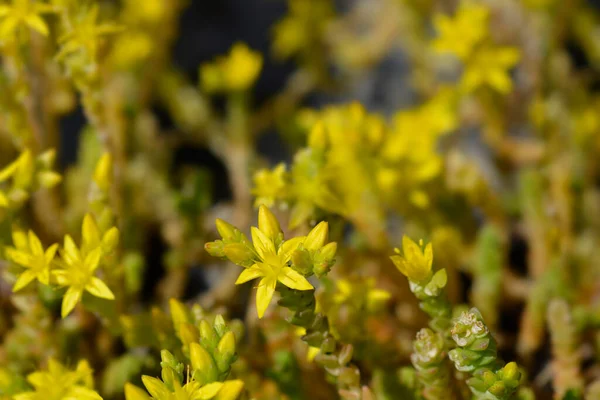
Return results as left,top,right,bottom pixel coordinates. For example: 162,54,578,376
0,0,55,41
432,4,489,60
56,4,122,63
200,42,263,93
13,358,101,400
5,229,58,291
461,46,520,94
252,163,287,207
53,214,118,317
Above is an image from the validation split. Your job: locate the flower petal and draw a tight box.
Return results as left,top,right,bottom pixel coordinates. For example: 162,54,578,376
278,267,313,291
63,235,81,265
235,264,264,284
84,247,102,272
27,231,44,256
61,287,82,318
5,248,32,267
82,214,101,250
44,243,59,264
196,382,224,399
256,277,276,318
278,236,305,262
85,277,115,300
251,226,276,260
12,270,37,292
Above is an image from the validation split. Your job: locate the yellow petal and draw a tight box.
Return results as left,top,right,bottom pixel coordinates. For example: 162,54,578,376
25,14,49,36
235,265,264,284
27,231,43,256
251,226,275,260
124,383,151,400
5,248,32,267
256,277,276,318
214,380,244,400
93,153,113,192
61,287,82,318
424,243,433,272
85,277,115,300
63,235,81,265
82,214,101,249
12,229,28,250
278,236,305,262
101,227,120,253
197,382,224,399
0,190,8,207
52,270,70,286
12,270,37,292
84,247,102,272
44,243,59,264
278,267,313,290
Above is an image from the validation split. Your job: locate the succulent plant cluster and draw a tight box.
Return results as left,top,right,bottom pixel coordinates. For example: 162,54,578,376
1,0,600,399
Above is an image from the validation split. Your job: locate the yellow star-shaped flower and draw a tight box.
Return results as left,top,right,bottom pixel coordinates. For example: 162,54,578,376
0,0,55,41
390,236,433,282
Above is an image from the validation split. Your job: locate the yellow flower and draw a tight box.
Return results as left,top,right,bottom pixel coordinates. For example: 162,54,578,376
461,45,520,94
390,236,433,282
13,358,102,400
252,163,287,207
432,4,489,60
234,205,316,318
53,214,118,318
4,229,58,291
200,43,263,93
0,149,61,210
0,0,55,41
56,4,122,63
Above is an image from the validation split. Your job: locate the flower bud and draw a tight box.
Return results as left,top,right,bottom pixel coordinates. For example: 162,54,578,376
213,315,227,337
502,362,520,381
217,331,236,367
169,298,191,326
199,319,218,348
215,219,237,240
190,342,218,384
223,243,254,266
93,153,113,192
179,323,199,346
304,221,328,251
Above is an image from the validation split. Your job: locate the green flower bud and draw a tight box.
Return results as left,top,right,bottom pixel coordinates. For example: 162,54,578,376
190,342,218,384
199,319,218,349
216,219,237,240
179,323,199,347
223,243,254,266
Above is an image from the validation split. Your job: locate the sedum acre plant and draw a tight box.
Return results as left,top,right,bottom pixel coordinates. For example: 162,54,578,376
1,0,600,399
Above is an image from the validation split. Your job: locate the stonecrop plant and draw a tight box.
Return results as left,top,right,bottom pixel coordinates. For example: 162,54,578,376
1,0,600,399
